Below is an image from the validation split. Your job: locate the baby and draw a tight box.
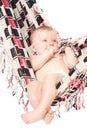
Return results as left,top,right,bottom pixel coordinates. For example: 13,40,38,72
21,25,78,124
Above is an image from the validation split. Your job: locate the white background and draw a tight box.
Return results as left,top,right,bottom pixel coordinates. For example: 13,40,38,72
37,0,87,38
0,0,87,130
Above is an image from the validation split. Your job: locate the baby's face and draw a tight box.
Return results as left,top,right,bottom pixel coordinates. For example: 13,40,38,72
32,30,59,54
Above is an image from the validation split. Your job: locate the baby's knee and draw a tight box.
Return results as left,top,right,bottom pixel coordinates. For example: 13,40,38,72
43,74,56,83
27,80,37,91
28,80,38,87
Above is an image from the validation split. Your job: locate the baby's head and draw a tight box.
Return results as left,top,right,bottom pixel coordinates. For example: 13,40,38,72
30,25,60,54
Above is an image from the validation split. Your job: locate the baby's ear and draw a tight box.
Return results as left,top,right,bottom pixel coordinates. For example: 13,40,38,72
31,44,36,53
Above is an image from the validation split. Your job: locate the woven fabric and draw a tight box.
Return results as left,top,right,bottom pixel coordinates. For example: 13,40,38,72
0,0,87,114
0,0,49,109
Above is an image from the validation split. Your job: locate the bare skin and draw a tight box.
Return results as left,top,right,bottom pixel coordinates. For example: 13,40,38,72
21,57,69,124
21,26,78,124
25,80,54,124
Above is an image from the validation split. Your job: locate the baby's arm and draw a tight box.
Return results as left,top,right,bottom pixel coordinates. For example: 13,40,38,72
30,48,55,71
63,46,78,69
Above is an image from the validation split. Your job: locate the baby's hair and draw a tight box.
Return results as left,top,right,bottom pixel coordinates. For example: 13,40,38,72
30,25,55,43
34,25,54,31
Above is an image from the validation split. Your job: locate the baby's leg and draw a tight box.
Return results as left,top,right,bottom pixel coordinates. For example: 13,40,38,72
27,80,41,108
27,80,54,124
21,74,61,124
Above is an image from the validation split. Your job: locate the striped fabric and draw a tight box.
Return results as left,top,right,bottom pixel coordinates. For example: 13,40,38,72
0,0,87,115
0,0,49,109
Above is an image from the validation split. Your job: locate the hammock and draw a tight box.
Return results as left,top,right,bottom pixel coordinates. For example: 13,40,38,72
0,0,87,116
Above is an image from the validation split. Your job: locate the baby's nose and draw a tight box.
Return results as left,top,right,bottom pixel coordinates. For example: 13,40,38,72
48,42,54,46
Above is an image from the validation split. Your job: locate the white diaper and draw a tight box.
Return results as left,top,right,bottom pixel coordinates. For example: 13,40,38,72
50,70,67,76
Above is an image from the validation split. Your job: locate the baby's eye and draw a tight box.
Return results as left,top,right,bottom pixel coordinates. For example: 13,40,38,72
43,39,47,42
52,40,57,43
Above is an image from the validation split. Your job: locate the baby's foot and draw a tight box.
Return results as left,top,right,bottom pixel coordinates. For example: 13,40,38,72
44,110,54,124
21,110,44,124
21,109,54,124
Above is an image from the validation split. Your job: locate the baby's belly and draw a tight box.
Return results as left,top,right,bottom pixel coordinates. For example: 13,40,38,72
35,59,69,82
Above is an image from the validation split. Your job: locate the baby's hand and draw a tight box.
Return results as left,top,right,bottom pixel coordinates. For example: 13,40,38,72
45,47,56,57
55,46,66,54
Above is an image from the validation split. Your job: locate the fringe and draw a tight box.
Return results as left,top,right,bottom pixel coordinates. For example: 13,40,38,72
0,37,29,110
54,71,87,117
